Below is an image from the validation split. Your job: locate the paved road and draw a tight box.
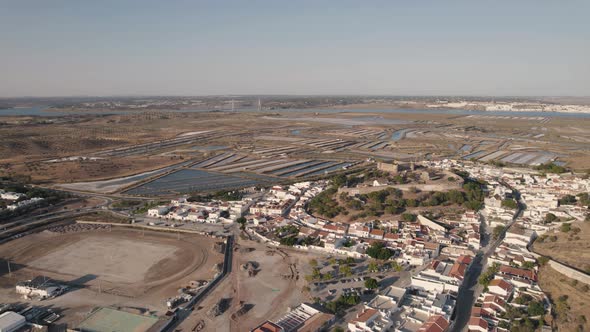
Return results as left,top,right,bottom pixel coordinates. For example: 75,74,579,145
450,182,524,332
163,235,233,332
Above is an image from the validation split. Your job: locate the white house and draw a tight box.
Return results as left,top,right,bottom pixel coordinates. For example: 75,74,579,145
147,206,170,218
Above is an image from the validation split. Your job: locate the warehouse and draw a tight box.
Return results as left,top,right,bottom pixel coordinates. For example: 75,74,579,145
0,311,26,332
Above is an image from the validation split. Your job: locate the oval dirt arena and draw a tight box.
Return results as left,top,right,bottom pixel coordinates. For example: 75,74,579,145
0,227,222,298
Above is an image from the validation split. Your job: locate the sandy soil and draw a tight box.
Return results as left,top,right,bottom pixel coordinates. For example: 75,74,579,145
0,228,224,326
177,235,322,332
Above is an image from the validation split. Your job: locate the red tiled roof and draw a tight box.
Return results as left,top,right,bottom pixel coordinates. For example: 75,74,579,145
449,262,467,279
423,242,440,250
499,265,537,281
417,314,449,332
323,224,338,231
384,233,399,240
470,306,492,318
489,278,514,293
350,308,378,324
370,229,385,236
457,255,473,265
468,317,488,330
251,321,283,332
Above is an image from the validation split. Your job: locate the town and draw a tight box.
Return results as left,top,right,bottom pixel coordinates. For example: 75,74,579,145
2,2,590,330
97,158,588,332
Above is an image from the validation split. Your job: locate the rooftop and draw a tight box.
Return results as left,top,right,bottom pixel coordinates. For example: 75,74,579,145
77,307,160,332
251,321,283,332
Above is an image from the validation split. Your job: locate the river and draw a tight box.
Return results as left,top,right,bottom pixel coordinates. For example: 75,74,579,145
2,105,590,119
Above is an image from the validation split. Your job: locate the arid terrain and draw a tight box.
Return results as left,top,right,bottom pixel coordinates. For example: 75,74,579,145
538,265,590,332
534,221,590,272
2,108,590,200
0,227,224,325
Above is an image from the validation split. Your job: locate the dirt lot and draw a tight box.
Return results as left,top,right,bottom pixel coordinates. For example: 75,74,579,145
533,222,590,272
0,228,224,326
178,235,322,332
538,265,590,332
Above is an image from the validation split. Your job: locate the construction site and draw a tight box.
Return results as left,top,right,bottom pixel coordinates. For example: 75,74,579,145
176,233,326,332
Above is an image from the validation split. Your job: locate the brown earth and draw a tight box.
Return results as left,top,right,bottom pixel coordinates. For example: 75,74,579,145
533,222,590,272
538,265,590,332
0,227,224,324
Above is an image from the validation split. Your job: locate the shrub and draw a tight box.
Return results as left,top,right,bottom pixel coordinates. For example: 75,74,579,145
402,213,417,222
537,256,550,266
364,278,379,289
366,242,394,260
501,199,518,209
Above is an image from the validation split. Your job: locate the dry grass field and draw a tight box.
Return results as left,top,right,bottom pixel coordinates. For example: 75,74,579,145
538,265,590,332
533,222,590,273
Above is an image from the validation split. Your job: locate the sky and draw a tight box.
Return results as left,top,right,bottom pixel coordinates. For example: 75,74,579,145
1,1,589,97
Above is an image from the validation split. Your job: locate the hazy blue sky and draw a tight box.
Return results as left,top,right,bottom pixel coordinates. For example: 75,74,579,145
1,1,589,97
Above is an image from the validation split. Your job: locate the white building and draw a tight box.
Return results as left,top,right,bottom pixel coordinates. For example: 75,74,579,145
16,277,62,299
348,307,392,332
147,206,170,218
0,191,25,201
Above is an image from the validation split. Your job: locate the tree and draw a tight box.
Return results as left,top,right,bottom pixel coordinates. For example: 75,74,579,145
521,261,535,270
332,327,345,332
280,235,297,246
364,278,379,289
534,162,567,174
368,261,379,273
391,261,404,272
559,194,577,206
544,213,558,224
514,294,533,305
331,174,347,188
312,267,321,279
501,199,518,209
309,259,318,267
339,265,352,277
493,225,505,239
560,223,572,232
366,242,394,260
236,216,247,230
578,192,590,206
527,301,545,316
402,213,417,222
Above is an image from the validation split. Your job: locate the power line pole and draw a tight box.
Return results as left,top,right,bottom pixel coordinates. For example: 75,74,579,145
7,260,11,277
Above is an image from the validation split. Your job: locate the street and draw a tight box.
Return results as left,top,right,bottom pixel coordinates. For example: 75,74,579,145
450,182,524,332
